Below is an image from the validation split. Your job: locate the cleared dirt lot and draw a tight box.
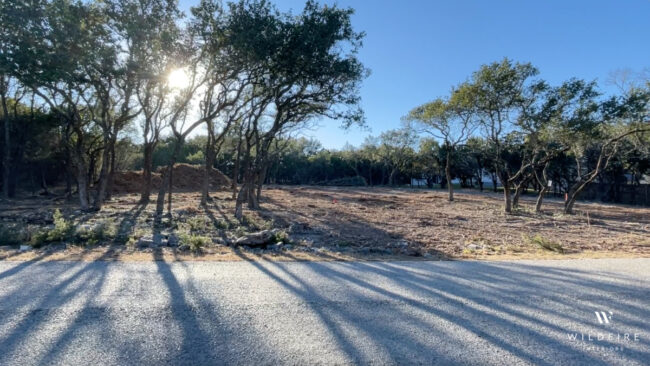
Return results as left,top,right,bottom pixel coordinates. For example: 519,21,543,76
1,186,648,261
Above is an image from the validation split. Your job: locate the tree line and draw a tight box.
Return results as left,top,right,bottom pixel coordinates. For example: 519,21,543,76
1,1,648,218
0,0,367,220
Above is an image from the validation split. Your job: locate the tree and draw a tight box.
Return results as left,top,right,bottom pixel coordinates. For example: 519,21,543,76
230,0,367,219
471,58,540,213
405,83,477,201
2,0,114,210
556,88,650,213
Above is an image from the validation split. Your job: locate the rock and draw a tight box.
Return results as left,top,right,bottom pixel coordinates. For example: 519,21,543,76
467,244,482,250
0,245,14,251
19,245,32,252
137,234,163,248
233,229,280,247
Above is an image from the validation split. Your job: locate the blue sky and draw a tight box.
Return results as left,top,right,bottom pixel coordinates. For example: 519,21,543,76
179,0,650,149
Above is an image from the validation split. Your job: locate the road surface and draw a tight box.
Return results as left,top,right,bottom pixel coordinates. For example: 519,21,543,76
0,258,648,365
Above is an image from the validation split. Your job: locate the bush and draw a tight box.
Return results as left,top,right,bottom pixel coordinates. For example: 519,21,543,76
187,216,209,232
30,209,73,246
73,221,116,246
178,233,210,253
0,223,28,245
271,230,291,244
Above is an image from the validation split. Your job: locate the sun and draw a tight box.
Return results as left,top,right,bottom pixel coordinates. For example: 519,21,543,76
167,68,190,89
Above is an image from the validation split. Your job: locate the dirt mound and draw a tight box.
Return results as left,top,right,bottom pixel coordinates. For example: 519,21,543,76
112,164,231,194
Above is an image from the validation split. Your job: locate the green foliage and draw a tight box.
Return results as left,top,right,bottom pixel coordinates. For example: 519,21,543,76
241,214,271,231
186,216,210,232
47,209,73,242
271,230,291,244
0,223,28,246
73,221,116,246
178,233,210,253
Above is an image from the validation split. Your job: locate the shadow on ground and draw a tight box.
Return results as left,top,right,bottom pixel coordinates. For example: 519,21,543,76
0,256,648,365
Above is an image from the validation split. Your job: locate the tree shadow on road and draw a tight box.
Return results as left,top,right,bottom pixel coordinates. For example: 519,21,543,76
233,252,649,365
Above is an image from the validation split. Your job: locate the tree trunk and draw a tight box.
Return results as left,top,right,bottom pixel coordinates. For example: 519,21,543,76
155,139,181,217
201,132,215,207
1,82,10,199
564,180,590,214
93,135,113,210
445,152,453,202
497,170,512,213
535,186,548,213
388,168,397,186
513,184,524,208
139,144,154,203
105,136,117,201
234,182,248,220
76,160,90,210
231,136,242,200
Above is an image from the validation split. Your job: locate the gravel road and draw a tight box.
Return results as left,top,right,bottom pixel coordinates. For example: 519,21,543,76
0,258,648,365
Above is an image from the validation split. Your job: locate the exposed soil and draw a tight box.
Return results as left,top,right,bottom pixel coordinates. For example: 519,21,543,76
1,186,648,261
112,164,231,194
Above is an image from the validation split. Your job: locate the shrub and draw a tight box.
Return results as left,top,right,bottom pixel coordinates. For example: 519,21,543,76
74,221,116,246
32,209,73,246
178,233,210,253
187,216,209,232
214,219,230,230
241,214,271,231
0,223,27,245
271,230,291,244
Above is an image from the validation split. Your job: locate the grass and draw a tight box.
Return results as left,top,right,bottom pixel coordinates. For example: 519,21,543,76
523,234,564,254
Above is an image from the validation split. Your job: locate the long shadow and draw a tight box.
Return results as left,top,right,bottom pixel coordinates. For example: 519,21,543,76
242,254,648,365
151,250,220,364
0,251,54,281
114,202,148,244
232,249,457,364
0,250,115,364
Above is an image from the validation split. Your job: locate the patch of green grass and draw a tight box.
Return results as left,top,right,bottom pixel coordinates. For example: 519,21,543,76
523,234,564,253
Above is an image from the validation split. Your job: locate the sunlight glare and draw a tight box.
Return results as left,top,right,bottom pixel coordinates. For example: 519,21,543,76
167,68,190,89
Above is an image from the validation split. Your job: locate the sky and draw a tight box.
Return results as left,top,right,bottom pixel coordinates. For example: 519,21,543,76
179,0,650,149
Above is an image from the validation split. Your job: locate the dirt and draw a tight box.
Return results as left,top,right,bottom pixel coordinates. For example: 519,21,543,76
112,164,231,194
1,186,648,261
